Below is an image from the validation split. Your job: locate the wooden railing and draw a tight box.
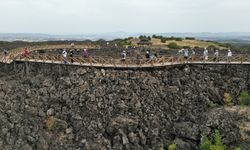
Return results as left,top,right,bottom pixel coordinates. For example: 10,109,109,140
1,52,249,68
1,47,250,68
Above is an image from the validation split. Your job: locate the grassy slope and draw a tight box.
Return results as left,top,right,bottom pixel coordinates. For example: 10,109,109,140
131,38,227,49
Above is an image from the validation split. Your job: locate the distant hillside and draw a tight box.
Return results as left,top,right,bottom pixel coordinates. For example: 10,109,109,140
0,32,250,43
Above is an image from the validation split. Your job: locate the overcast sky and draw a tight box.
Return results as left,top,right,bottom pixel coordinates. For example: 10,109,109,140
0,0,249,34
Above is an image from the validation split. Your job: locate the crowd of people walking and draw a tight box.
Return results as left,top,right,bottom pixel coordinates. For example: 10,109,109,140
62,48,89,64
0,43,240,65
176,47,234,62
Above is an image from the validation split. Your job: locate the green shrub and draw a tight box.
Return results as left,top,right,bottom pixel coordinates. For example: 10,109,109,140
238,90,250,106
183,46,191,49
210,145,226,150
207,100,218,108
200,137,212,150
152,35,163,39
167,42,180,49
214,131,226,149
246,47,250,51
152,35,183,42
200,131,226,150
118,39,132,46
161,38,167,43
139,35,151,41
218,43,231,48
165,36,183,41
139,35,145,40
185,37,196,40
174,38,183,41
208,45,217,50
235,147,242,150
168,143,177,150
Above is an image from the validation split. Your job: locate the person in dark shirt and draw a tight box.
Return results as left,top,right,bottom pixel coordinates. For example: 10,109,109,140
69,49,74,63
2,49,8,62
145,50,150,59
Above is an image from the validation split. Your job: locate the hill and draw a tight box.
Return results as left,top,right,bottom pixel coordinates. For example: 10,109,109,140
130,37,229,49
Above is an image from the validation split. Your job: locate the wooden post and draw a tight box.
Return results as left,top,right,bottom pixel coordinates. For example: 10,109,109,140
4,62,7,70
151,59,153,66
113,59,116,67
14,61,16,73
58,64,62,76
89,57,92,66
25,61,29,75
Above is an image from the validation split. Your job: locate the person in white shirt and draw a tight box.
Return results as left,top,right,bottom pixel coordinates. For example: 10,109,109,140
177,49,184,56
62,49,68,64
227,49,232,62
121,50,127,65
214,50,219,62
184,49,189,60
203,48,208,62
191,49,195,56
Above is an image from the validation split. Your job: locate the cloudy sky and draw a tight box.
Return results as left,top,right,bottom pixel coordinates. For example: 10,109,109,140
0,0,249,34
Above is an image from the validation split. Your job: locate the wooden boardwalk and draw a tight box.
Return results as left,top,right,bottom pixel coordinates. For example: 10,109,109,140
12,59,250,68
1,47,250,68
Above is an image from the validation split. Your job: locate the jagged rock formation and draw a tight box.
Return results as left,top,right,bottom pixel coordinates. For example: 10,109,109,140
0,63,249,150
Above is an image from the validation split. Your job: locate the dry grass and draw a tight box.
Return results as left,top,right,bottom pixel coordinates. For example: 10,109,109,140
131,38,227,49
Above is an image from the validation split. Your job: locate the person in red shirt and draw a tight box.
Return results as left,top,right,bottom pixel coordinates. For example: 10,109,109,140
23,47,29,57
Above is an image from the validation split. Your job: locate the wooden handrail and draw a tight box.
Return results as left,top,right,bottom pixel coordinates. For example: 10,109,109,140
2,49,250,68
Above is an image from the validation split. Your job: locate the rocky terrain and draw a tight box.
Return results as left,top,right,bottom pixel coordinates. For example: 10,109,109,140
0,62,250,150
